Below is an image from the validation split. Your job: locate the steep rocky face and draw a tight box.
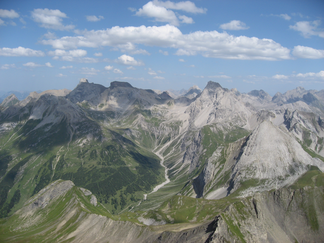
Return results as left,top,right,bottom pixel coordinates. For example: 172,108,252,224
183,85,202,99
66,81,107,104
0,94,19,109
248,89,271,101
185,81,254,128
228,121,324,195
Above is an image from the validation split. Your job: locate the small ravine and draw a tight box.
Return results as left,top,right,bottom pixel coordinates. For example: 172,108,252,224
143,151,170,200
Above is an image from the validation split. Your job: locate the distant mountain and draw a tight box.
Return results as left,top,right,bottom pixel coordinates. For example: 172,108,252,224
0,91,32,103
0,79,323,243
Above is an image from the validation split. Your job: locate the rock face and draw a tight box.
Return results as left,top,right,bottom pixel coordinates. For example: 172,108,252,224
0,94,19,108
229,121,324,195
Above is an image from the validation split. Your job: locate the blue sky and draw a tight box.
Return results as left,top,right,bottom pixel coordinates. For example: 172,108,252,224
0,0,323,95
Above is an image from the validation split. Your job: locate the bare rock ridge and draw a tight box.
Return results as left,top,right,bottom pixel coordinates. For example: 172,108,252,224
110,81,133,88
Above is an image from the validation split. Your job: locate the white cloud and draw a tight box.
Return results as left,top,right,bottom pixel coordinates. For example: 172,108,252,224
292,46,324,59
113,68,123,74
20,18,26,24
152,0,207,14
296,71,324,79
0,46,45,57
289,21,324,38
0,9,19,18
279,14,291,21
148,68,157,75
272,74,288,79
48,49,94,62
127,66,136,70
86,15,104,22
136,1,179,26
31,8,74,30
57,73,66,77
128,7,137,12
179,58,185,62
60,65,73,69
154,76,164,79
81,67,100,75
220,20,249,30
23,62,42,67
179,15,194,24
105,65,114,71
41,24,291,60
190,64,195,68
43,31,57,39
94,52,103,56
45,62,53,67
159,50,169,55
135,1,203,26
0,19,4,25
1,64,16,69
116,54,144,66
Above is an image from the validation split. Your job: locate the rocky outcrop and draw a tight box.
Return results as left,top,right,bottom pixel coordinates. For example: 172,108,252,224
210,187,324,243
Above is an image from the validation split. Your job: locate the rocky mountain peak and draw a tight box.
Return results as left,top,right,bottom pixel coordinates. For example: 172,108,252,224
158,91,172,100
79,78,88,84
110,81,133,89
248,90,271,100
0,93,19,108
205,81,222,90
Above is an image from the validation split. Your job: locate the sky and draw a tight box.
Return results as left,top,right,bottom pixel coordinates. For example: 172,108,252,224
0,0,323,96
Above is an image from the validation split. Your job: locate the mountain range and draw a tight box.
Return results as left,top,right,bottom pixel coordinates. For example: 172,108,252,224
0,79,323,242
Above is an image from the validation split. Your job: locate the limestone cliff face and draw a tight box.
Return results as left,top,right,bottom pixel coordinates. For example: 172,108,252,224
210,187,324,243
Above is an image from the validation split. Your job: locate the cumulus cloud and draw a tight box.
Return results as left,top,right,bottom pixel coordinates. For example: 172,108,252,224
48,49,94,62
104,65,114,71
86,15,104,22
152,0,206,13
135,0,202,26
23,62,42,67
116,54,144,66
1,64,16,69
127,66,136,70
136,1,179,26
45,62,53,67
272,74,288,79
41,24,291,60
220,20,249,30
289,21,324,38
113,68,123,74
0,46,45,56
0,19,4,25
179,15,194,24
179,58,185,62
154,76,164,79
295,71,324,79
31,8,74,30
292,46,324,59
94,52,103,56
0,9,19,18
